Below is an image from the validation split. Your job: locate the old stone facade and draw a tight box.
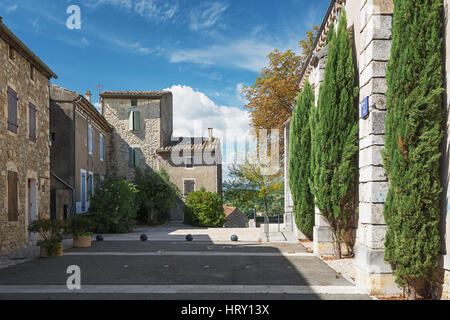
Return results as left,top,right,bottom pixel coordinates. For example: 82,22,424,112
0,19,57,255
50,85,112,219
286,0,450,298
101,91,222,222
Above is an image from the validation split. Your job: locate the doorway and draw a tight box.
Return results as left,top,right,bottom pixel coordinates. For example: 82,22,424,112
28,179,37,242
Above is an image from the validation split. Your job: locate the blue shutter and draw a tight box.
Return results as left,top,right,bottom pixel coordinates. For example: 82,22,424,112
134,148,141,168
133,111,140,131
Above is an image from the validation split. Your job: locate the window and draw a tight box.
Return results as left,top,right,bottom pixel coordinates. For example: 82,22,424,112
29,103,37,142
184,179,195,196
88,125,94,155
8,171,18,221
30,63,35,81
128,110,140,131
7,87,18,133
131,99,138,107
185,156,194,169
100,134,105,161
128,147,142,168
8,45,15,61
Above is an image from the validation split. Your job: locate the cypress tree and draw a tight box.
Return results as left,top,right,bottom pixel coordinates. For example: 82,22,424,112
310,9,359,258
383,0,445,299
289,81,315,239
325,23,334,45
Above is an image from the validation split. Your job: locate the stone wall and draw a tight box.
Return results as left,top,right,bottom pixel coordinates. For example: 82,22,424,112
103,98,161,181
0,36,51,255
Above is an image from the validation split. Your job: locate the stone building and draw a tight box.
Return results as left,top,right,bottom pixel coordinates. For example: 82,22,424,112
0,19,57,255
50,85,113,219
100,91,222,222
285,0,450,298
223,206,247,228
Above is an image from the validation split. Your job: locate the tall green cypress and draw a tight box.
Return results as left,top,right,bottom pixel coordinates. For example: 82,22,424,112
383,0,445,298
289,81,315,239
310,9,359,258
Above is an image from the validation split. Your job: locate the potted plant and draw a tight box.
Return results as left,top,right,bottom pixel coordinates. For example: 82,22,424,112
28,219,66,258
67,214,94,248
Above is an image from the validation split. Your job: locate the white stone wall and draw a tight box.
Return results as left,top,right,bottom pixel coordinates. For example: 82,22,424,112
354,0,400,296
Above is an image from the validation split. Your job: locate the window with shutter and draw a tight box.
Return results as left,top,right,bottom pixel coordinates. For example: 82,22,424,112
7,87,18,133
8,171,18,221
131,99,138,107
184,179,195,196
29,103,37,142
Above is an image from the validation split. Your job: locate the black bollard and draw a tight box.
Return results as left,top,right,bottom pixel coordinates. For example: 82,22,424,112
140,234,148,242
96,235,104,242
231,235,238,242
186,234,193,242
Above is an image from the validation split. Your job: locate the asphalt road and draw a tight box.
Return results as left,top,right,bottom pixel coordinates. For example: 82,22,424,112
0,230,371,300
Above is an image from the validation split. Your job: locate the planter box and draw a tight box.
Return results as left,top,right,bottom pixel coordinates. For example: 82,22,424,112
73,235,92,248
40,242,63,258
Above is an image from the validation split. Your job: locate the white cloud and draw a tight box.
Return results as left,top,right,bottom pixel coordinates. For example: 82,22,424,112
84,0,178,23
166,85,251,167
236,83,248,105
189,2,228,31
6,4,18,12
170,39,275,72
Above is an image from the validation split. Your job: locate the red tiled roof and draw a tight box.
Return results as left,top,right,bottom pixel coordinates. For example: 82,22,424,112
157,137,220,154
223,206,237,218
100,91,171,99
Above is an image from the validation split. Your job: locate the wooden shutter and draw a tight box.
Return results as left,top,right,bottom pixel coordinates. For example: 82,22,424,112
7,87,18,133
100,135,105,160
8,171,18,221
134,148,141,168
91,127,95,155
128,147,135,168
133,111,140,131
29,103,37,142
184,180,195,195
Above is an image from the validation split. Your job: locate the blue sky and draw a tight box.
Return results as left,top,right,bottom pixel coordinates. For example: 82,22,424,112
1,0,329,171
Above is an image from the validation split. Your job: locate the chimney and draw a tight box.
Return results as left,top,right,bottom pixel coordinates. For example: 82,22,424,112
85,90,92,103
208,128,214,142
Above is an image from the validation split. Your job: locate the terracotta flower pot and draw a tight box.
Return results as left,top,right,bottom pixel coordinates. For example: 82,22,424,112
73,235,92,248
40,242,63,258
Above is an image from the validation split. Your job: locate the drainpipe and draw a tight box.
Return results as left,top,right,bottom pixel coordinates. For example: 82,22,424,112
51,171,76,217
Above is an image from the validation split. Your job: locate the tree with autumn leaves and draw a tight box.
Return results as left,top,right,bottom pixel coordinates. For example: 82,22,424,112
241,27,319,133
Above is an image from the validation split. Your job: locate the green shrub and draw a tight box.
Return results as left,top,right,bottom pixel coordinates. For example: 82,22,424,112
28,219,67,256
383,0,445,298
134,168,180,225
67,214,94,237
184,188,225,227
88,177,138,233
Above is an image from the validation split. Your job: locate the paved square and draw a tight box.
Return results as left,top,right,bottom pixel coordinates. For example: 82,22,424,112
0,225,371,300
